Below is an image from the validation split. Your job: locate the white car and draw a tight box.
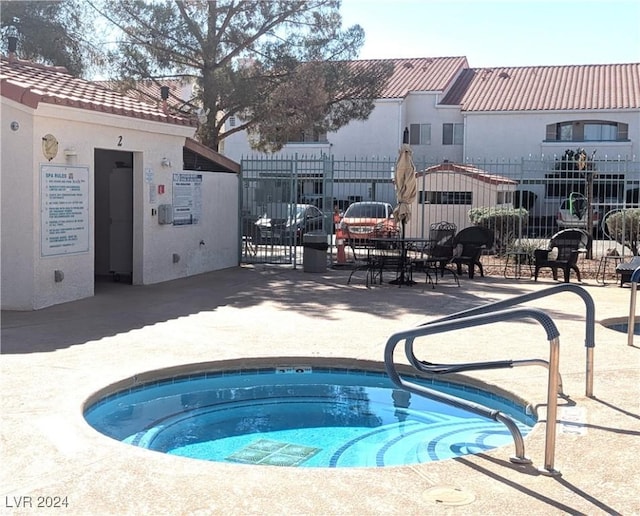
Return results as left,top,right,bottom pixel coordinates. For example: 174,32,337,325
556,194,599,229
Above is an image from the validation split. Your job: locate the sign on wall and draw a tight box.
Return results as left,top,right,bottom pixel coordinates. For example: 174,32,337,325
40,164,90,256
172,173,202,226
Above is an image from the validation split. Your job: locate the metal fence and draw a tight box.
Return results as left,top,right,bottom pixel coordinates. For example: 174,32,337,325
240,154,639,277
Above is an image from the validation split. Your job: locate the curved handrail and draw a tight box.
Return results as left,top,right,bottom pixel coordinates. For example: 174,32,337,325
385,307,562,473
629,266,640,346
411,284,596,396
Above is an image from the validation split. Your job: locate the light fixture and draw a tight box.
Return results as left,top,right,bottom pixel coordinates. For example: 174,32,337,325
64,148,77,164
161,157,171,168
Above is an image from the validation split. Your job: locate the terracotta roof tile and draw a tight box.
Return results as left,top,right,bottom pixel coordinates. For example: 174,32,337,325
353,57,468,98
419,162,517,185
440,63,640,111
1,56,195,126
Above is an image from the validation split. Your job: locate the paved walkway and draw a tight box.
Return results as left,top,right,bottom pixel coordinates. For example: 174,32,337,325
1,266,639,515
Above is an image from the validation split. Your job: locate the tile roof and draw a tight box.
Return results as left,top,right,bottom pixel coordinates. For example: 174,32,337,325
0,56,195,126
419,162,517,185
353,57,468,98
95,78,197,114
440,63,640,111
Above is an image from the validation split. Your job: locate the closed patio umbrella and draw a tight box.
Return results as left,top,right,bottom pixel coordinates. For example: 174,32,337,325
391,144,417,285
393,143,417,238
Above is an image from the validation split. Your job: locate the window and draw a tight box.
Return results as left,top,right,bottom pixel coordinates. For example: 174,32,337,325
288,128,328,143
545,120,628,142
558,123,573,141
229,115,236,127
584,123,617,141
496,191,513,205
409,123,431,145
442,123,464,145
420,191,472,204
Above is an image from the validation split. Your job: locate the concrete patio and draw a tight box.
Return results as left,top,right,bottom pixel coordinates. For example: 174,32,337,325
1,265,639,515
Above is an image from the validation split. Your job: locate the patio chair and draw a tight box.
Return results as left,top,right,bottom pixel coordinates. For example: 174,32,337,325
449,226,495,279
533,228,592,283
411,221,459,286
615,256,640,286
346,231,379,286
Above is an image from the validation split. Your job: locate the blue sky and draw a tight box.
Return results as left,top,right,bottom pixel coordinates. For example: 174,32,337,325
340,0,640,67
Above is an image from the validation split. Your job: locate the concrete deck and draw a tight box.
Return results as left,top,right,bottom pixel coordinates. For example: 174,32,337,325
2,265,639,515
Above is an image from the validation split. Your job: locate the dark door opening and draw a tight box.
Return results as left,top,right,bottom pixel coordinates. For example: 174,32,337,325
94,149,133,284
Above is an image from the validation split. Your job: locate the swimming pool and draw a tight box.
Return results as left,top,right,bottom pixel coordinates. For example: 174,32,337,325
84,364,536,468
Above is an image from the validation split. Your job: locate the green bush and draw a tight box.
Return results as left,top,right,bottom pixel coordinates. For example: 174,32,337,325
605,209,640,256
468,207,528,254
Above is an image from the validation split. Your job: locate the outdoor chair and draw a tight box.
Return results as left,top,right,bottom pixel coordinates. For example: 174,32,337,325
533,228,592,283
449,226,495,279
615,256,640,286
411,221,459,286
346,231,379,287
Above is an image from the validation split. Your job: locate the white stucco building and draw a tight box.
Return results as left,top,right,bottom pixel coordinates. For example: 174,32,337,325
222,58,639,166
1,56,240,310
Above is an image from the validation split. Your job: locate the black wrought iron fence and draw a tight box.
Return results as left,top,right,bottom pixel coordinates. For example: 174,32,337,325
240,154,639,278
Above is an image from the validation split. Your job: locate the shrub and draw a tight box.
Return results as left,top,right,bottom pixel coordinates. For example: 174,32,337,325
605,209,640,256
468,207,529,254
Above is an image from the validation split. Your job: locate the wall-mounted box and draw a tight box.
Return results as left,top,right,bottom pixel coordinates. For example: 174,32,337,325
158,204,173,225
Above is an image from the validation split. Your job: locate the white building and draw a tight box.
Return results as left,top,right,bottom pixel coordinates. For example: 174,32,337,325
1,56,240,310
222,58,640,165
408,163,517,237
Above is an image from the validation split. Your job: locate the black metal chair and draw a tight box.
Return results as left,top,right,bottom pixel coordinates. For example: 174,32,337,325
533,228,592,283
346,230,379,287
449,226,495,279
411,221,459,286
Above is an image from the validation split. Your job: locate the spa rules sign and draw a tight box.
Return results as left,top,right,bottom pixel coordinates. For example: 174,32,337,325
40,164,90,256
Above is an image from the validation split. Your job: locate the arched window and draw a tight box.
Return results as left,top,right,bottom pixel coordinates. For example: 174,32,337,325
545,120,628,142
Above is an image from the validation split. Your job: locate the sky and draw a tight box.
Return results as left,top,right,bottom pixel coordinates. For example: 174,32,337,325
339,0,640,67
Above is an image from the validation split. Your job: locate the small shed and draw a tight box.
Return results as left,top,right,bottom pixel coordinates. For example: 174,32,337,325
407,162,517,237
1,55,239,310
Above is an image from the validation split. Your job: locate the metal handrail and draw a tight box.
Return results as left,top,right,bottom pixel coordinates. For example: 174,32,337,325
629,267,640,346
415,283,596,397
384,307,563,476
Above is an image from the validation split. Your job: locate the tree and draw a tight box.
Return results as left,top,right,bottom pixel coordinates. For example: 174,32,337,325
0,1,101,77
89,0,394,152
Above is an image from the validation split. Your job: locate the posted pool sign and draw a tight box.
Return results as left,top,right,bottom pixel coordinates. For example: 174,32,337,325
40,164,90,257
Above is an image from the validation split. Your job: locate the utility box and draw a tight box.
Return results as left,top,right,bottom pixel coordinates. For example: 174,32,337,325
158,204,173,225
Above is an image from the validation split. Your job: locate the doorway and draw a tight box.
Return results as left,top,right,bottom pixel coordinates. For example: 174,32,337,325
94,149,134,284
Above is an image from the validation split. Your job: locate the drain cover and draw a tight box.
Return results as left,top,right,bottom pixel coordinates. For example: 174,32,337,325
423,486,475,506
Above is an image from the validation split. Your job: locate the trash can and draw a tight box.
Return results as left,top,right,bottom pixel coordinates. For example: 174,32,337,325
303,232,328,272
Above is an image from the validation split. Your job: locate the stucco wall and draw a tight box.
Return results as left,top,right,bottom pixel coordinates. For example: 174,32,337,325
1,102,36,309
463,111,638,160
1,98,238,310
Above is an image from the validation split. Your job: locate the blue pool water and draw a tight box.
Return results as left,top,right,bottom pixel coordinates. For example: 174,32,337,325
84,367,536,468
604,321,640,335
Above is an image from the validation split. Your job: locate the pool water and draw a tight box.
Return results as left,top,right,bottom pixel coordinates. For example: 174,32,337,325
604,321,639,335
84,367,536,468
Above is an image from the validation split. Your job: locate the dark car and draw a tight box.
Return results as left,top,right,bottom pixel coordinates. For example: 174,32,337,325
255,204,324,244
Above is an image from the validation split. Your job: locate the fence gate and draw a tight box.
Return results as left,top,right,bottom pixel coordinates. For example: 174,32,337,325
240,155,398,265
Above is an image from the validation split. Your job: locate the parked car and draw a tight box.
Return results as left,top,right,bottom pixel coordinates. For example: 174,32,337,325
556,193,599,229
339,201,397,241
255,204,324,244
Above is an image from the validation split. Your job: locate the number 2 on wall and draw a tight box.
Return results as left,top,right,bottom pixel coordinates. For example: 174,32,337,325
117,136,123,147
